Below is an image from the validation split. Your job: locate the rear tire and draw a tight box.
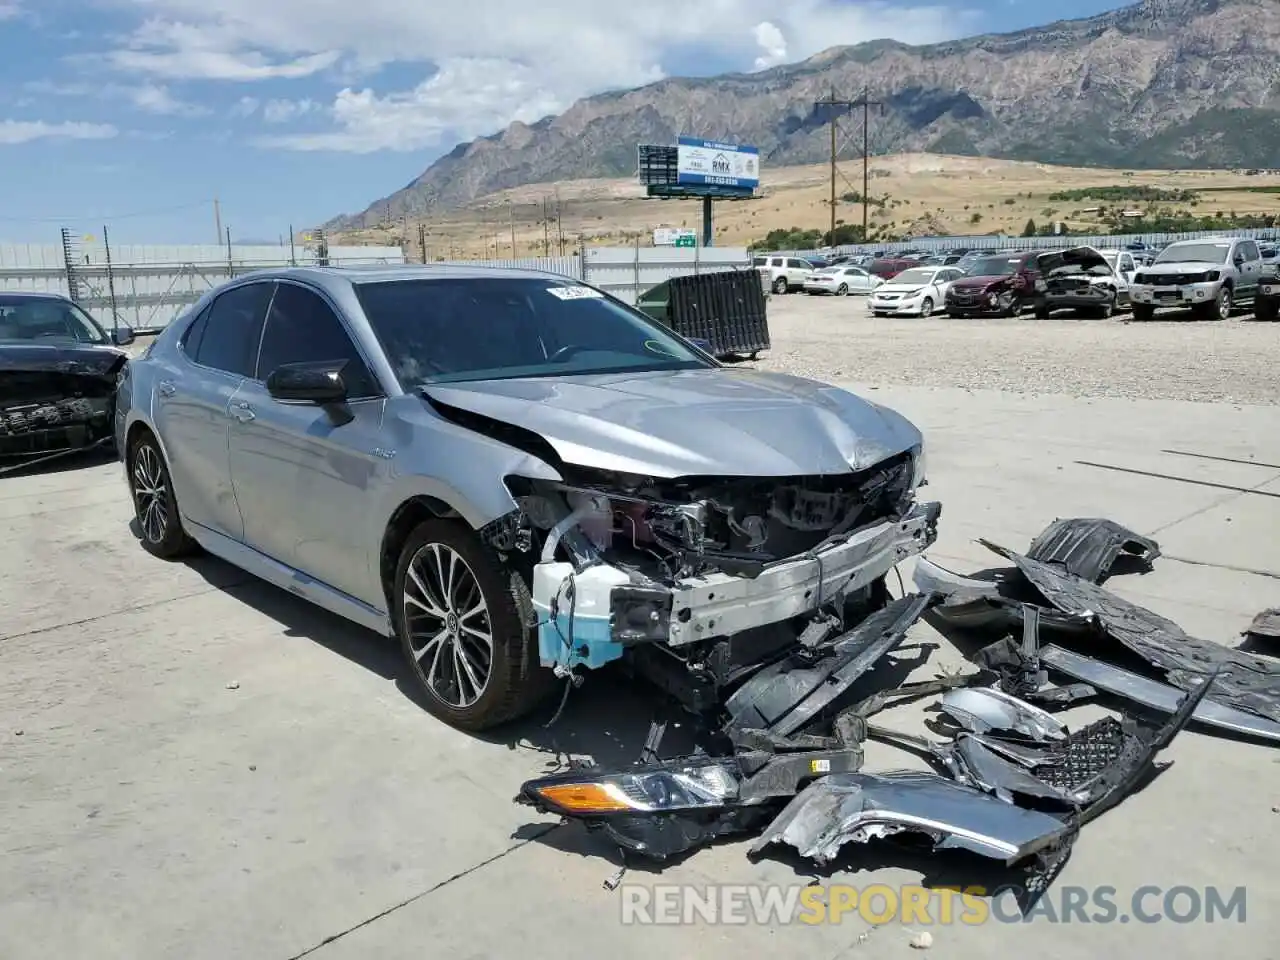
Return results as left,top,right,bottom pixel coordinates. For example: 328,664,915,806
836,284,849,296
393,518,548,732
772,277,788,295
128,431,198,560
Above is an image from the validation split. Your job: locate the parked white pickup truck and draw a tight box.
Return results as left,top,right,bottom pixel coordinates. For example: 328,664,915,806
1128,237,1264,321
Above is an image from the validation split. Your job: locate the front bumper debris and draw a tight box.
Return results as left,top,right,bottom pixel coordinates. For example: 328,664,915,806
749,770,1070,866
514,511,1279,889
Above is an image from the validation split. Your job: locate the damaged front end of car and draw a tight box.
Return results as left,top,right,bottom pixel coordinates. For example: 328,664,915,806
493,448,938,711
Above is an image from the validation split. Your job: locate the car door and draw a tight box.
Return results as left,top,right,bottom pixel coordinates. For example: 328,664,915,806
153,281,274,542
1236,240,1261,296
843,267,875,292
225,280,388,602
786,258,811,284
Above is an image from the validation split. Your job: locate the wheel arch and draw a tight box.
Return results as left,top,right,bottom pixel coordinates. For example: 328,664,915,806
379,494,463,613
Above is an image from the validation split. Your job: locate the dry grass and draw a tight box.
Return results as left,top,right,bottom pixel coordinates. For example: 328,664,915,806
330,152,1280,258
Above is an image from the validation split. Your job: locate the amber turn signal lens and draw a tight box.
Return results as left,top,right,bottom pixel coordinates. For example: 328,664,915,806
534,782,634,813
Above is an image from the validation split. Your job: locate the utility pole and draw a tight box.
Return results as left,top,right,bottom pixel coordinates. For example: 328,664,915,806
508,199,517,257
542,196,550,254
813,86,883,244
813,88,855,245
213,197,222,245
855,85,884,242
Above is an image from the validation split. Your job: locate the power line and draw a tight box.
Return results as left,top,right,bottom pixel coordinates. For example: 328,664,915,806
813,86,883,243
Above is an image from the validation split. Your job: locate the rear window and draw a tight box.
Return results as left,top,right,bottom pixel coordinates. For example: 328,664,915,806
353,277,713,387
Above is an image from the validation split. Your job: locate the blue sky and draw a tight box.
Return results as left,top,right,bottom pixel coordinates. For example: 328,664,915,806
0,0,1133,244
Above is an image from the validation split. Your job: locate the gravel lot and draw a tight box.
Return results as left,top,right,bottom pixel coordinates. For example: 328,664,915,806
752,294,1280,405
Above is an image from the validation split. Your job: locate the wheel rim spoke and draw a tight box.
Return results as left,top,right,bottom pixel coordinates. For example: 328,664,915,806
404,542,494,709
133,446,168,543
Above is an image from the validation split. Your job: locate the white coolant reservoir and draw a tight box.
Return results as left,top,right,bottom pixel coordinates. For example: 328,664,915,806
532,561,631,671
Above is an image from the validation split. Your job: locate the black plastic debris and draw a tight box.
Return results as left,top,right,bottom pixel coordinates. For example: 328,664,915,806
981,540,1280,724
1026,518,1160,583
1246,608,1280,643
664,270,770,359
723,593,932,739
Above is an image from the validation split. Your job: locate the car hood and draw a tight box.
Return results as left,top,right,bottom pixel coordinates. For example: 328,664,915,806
949,275,1010,290
872,281,929,295
1140,260,1224,275
1037,246,1107,273
421,368,921,478
0,342,126,376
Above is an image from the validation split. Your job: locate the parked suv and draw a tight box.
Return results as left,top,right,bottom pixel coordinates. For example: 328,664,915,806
754,255,816,294
944,250,1043,318
1129,238,1263,321
1254,262,1279,321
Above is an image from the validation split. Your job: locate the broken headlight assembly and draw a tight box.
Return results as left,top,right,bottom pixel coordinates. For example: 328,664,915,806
521,758,740,815
910,441,927,490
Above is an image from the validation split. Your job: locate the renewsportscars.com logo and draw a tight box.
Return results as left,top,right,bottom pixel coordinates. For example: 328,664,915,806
619,884,1248,926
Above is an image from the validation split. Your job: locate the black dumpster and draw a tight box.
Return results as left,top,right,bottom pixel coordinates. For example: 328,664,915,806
637,270,769,359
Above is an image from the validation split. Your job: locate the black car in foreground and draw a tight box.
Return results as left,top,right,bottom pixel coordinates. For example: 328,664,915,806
0,292,135,471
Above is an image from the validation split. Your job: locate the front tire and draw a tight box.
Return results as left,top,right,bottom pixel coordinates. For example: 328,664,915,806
1198,288,1231,321
772,277,788,295
128,431,198,559
1131,304,1155,322
919,297,934,317
394,519,545,731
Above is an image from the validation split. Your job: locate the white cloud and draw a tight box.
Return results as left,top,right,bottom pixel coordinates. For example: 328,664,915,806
230,96,259,116
262,97,318,123
100,0,982,151
0,2,22,21
0,120,118,145
753,22,789,70
25,79,208,116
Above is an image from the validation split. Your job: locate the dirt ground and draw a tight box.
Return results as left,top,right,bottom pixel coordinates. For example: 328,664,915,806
3,302,1279,959
332,153,1280,258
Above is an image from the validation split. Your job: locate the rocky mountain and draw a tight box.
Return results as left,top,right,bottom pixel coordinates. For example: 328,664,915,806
326,0,1280,229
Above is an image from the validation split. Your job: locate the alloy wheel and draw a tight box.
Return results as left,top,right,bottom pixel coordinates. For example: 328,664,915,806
1217,289,1231,320
132,443,169,544
402,542,494,708
836,284,849,296
920,297,934,317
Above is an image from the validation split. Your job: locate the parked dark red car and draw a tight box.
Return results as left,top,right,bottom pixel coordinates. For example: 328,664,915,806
867,258,918,281
944,250,1045,317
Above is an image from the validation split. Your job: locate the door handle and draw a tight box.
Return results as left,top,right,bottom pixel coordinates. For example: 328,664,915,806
157,380,176,398
229,400,256,423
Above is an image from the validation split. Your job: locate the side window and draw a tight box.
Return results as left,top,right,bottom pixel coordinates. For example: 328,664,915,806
1239,241,1258,261
768,257,782,268
787,258,806,269
256,283,379,399
194,282,274,376
752,257,766,266
180,304,211,358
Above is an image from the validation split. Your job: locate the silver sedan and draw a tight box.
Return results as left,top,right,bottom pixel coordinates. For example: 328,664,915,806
116,265,933,731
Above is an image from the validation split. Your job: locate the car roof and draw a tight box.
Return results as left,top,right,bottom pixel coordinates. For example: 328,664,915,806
0,290,73,302
229,263,582,292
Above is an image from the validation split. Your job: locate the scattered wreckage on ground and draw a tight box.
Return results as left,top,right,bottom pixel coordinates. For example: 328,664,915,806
517,514,1278,892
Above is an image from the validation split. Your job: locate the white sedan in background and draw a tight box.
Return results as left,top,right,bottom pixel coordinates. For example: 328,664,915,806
867,265,965,317
803,265,883,296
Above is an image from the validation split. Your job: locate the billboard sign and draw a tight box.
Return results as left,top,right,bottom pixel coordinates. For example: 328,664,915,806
676,137,760,190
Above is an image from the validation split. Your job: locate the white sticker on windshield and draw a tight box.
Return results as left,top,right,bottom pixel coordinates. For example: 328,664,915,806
546,285,604,301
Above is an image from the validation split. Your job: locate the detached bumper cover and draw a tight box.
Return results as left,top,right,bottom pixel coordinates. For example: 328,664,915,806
748,770,1069,867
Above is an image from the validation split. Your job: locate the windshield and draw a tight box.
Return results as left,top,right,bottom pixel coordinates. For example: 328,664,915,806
1156,242,1231,264
0,295,108,344
891,268,937,285
967,257,1020,277
354,277,714,387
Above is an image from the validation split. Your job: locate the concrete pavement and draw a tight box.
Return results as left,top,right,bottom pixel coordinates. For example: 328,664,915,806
2,384,1277,959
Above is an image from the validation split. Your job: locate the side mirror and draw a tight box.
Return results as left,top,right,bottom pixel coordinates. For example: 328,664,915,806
111,325,135,346
266,360,349,404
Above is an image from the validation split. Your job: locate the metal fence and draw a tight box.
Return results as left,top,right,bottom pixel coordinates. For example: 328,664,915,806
0,233,407,333
0,234,752,332
410,245,753,305
772,226,1280,260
